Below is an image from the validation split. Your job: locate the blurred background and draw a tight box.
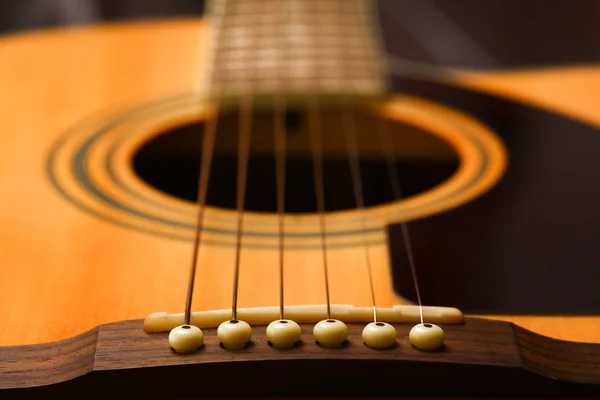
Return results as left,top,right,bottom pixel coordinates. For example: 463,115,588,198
1,0,599,70
0,0,205,34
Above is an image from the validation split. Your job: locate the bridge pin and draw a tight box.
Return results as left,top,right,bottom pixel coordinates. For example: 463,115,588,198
266,319,301,349
168,325,204,353
409,323,445,351
313,319,348,348
217,320,252,350
362,322,397,349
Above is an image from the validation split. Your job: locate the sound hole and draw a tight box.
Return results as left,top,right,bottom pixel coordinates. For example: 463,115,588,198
133,107,459,213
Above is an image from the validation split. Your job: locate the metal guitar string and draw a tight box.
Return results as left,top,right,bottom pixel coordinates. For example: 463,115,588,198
230,0,268,322
338,0,385,325
308,98,333,320
183,0,228,326
231,95,253,321
275,0,292,322
274,96,287,321
364,0,426,325
377,119,424,324
302,0,335,321
184,104,219,326
341,100,378,323
187,0,468,326
376,0,497,325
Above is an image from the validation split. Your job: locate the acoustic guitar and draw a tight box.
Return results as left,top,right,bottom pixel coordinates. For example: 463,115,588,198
0,0,599,398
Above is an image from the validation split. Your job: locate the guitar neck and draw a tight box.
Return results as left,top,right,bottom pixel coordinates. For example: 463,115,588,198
203,0,390,106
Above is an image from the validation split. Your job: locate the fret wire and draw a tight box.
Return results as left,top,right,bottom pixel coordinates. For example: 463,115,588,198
308,98,332,320
340,100,378,323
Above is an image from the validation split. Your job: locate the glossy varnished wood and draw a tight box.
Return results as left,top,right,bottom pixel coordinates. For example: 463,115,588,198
0,318,599,398
0,18,599,351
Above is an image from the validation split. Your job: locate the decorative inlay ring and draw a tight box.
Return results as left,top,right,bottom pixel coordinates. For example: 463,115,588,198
47,93,507,248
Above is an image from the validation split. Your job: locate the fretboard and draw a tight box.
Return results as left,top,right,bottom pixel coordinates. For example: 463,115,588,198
204,0,389,105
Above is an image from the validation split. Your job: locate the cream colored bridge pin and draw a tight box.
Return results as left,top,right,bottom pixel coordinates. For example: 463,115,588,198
362,322,397,349
217,320,252,350
409,323,445,351
266,319,302,349
313,319,348,348
168,325,204,354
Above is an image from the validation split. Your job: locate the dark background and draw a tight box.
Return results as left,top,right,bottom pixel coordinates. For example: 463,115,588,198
1,0,600,69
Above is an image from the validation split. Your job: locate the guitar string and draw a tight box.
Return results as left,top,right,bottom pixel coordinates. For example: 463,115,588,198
377,118,424,325
184,104,219,326
308,98,332,320
274,96,287,321
188,0,429,326
231,0,262,322
304,0,334,321
341,100,378,323
369,0,426,325
231,95,253,321
384,0,498,325
275,0,291,322
183,0,228,326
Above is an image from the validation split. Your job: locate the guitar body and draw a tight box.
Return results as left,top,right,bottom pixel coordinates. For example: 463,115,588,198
0,17,599,397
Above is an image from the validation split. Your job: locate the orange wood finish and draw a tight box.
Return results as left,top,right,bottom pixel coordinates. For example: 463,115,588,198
0,19,598,347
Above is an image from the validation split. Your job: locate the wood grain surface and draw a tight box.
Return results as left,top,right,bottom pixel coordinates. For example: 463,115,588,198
0,318,599,397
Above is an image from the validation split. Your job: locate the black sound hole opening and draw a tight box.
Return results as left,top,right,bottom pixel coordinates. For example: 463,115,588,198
133,107,459,213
